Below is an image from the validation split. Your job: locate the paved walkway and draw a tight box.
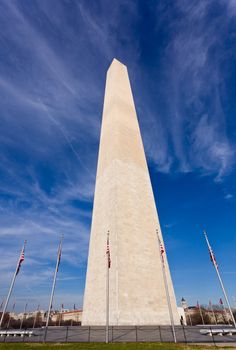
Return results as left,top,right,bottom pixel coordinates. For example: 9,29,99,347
0,325,236,344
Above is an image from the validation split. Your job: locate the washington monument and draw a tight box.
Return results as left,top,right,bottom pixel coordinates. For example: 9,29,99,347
82,59,179,325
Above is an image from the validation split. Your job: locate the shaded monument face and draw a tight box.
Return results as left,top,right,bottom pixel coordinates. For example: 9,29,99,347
82,59,179,325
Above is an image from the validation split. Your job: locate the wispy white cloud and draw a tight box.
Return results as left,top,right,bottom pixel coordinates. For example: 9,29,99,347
147,0,236,180
224,193,233,200
225,0,236,16
164,222,177,229
191,114,234,181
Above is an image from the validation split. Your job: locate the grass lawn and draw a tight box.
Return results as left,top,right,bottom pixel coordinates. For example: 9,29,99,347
0,343,235,350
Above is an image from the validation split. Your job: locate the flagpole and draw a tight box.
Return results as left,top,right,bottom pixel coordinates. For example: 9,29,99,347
199,305,204,325
0,240,26,328
71,304,76,326
199,305,205,325
156,229,176,343
44,235,63,342
33,304,40,329
105,230,110,344
220,299,230,325
203,231,236,327
0,299,4,312
7,302,16,329
59,304,63,327
197,302,205,325
209,301,217,325
20,302,28,330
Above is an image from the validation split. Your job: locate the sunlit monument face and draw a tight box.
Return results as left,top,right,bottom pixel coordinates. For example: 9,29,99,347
82,59,179,326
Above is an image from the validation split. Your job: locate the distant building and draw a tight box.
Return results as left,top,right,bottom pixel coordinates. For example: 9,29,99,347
186,306,232,325
9,309,82,325
51,310,82,323
9,310,44,321
61,310,82,323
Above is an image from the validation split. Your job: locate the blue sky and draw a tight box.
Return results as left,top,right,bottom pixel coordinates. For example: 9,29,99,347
0,0,236,312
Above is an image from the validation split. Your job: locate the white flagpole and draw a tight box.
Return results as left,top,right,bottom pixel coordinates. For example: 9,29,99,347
71,304,75,327
209,301,217,325
44,235,63,342
0,299,4,311
204,231,236,327
0,240,26,328
7,302,16,329
220,299,230,325
59,304,63,326
105,230,110,344
156,229,176,343
20,302,28,329
33,304,40,329
198,303,205,325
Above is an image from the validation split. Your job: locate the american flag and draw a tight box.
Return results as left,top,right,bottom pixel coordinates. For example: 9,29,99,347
57,245,62,272
106,235,111,269
16,248,25,275
209,246,218,269
204,231,218,269
219,298,223,305
159,239,165,262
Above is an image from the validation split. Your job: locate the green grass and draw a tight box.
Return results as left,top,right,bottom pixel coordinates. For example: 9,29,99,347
0,343,235,350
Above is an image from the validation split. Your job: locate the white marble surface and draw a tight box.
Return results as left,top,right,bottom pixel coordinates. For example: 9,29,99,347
82,59,179,325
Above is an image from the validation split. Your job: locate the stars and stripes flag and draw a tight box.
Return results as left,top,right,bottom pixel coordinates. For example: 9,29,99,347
159,238,165,262
58,249,61,266
16,245,25,275
160,241,165,255
57,243,62,272
204,231,218,269
209,245,218,269
106,233,111,269
219,298,223,305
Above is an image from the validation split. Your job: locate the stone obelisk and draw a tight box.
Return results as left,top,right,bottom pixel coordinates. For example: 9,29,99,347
82,59,179,325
